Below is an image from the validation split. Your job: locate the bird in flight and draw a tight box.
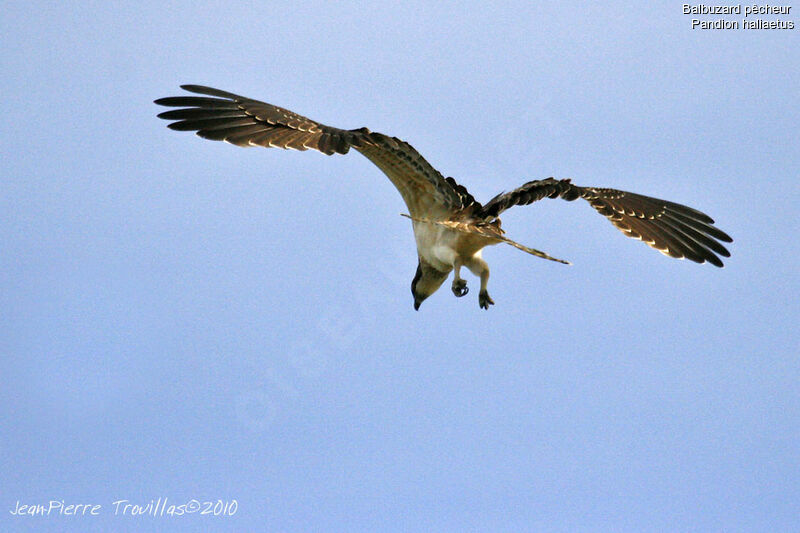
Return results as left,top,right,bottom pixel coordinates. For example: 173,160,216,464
155,85,732,310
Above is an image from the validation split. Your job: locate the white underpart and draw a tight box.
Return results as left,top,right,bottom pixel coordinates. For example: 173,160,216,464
412,221,491,279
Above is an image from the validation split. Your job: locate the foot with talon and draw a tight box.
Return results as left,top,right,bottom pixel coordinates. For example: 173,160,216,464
451,278,469,297
479,290,494,309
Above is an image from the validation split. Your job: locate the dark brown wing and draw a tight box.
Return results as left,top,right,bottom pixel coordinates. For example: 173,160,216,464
155,85,367,154
154,85,470,217
479,177,733,267
355,136,477,218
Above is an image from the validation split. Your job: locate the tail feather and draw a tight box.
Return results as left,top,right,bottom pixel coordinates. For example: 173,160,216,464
500,238,571,264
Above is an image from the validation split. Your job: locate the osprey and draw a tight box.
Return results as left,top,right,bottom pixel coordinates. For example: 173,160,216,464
155,85,733,310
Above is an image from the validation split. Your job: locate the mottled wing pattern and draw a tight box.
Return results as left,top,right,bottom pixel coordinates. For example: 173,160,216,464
479,177,733,267
356,136,469,218
479,178,579,218
155,85,469,217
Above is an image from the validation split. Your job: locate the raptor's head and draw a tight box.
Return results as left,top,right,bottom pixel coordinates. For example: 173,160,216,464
411,260,449,310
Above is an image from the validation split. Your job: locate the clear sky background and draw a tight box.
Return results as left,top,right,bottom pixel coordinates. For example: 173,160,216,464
2,1,798,531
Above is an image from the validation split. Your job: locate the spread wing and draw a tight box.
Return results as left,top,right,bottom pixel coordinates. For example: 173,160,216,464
479,178,733,267
154,85,474,218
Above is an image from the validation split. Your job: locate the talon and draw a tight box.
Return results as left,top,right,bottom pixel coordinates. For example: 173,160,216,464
479,290,494,309
452,279,469,297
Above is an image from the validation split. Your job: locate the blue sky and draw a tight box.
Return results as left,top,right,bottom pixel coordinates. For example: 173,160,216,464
2,1,798,531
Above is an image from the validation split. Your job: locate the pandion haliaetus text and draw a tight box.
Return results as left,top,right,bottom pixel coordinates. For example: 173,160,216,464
155,85,733,310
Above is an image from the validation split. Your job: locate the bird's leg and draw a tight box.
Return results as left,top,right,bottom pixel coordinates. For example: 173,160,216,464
451,258,469,297
478,269,494,309
466,256,494,309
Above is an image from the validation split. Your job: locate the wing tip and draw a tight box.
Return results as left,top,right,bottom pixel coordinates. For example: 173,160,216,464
180,84,217,94
717,230,734,243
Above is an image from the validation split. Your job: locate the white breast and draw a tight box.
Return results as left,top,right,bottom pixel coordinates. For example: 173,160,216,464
412,221,458,271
